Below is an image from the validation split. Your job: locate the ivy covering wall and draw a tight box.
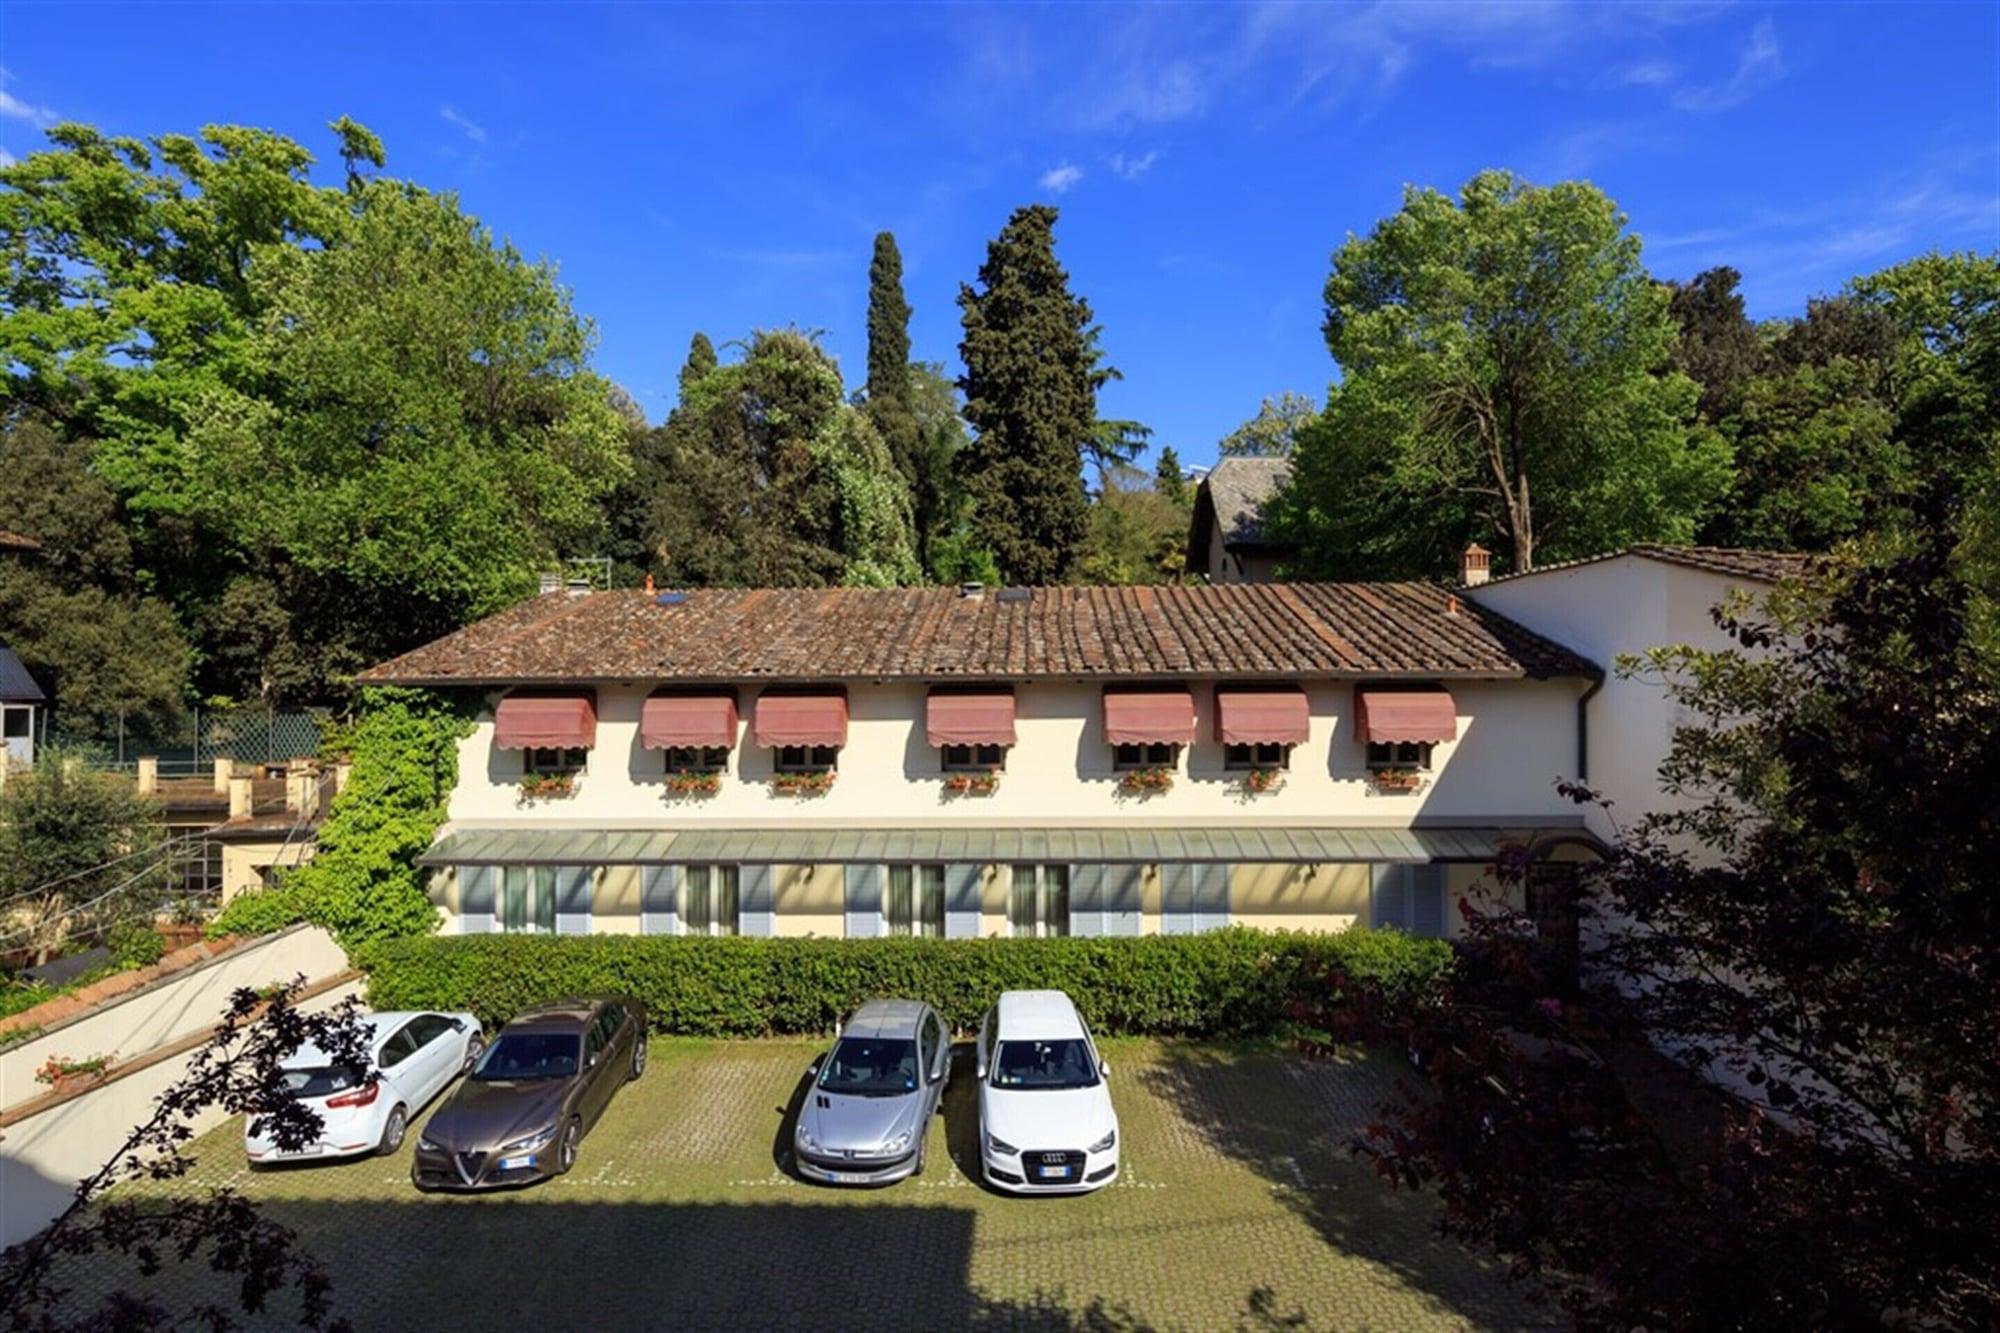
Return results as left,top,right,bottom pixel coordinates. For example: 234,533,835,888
211,687,475,949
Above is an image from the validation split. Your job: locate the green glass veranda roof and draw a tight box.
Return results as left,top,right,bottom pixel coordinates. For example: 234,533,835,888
416,825,1579,867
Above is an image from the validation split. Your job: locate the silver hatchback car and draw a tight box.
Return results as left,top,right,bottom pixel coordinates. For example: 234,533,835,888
793,999,951,1186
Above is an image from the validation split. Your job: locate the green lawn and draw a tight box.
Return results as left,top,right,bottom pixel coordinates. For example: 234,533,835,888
68,1038,1545,1331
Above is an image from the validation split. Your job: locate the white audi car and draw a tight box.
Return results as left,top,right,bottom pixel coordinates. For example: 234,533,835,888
247,1010,483,1164
976,990,1120,1193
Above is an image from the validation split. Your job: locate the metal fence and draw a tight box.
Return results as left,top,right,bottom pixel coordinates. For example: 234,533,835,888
52,705,334,774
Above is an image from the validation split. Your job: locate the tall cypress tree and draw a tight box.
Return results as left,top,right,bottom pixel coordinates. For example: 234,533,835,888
865,233,912,412
956,205,1095,584
679,331,717,398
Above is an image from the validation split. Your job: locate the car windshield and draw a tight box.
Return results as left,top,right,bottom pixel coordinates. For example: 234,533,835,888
990,1039,1099,1090
471,1032,579,1081
817,1037,919,1096
277,1065,365,1099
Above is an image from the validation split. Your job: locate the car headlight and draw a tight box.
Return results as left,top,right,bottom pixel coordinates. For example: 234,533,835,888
984,1130,1018,1156
883,1130,912,1154
1088,1129,1117,1154
796,1125,818,1151
417,1134,442,1152
499,1126,557,1154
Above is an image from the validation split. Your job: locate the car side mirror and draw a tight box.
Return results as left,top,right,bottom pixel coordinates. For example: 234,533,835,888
1101,1061,1112,1078
587,1052,599,1069
449,1018,465,1032
975,1062,987,1080
807,1061,820,1077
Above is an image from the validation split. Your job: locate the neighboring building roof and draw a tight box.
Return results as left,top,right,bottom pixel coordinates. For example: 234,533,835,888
415,824,1575,868
359,582,1598,686
0,644,46,703
1470,544,1813,590
0,530,41,553
1188,456,1293,558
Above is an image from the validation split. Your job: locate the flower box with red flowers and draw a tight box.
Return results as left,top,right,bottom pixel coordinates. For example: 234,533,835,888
942,772,1001,797
1244,767,1285,795
1119,766,1175,795
664,770,722,798
517,772,577,802
1368,767,1424,794
770,770,836,797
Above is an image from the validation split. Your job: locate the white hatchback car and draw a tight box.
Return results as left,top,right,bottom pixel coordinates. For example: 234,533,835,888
976,990,1120,1193
247,1010,483,1164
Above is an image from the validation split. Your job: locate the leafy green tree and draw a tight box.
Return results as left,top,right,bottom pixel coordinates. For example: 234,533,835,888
1666,266,1765,423
1218,392,1317,458
1080,462,1189,585
629,330,919,588
0,121,628,702
1278,172,1729,576
679,331,717,398
1153,445,1191,506
957,205,1098,584
0,748,171,960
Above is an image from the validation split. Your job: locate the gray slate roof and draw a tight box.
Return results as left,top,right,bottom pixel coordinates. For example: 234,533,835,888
1193,456,1293,552
0,644,45,703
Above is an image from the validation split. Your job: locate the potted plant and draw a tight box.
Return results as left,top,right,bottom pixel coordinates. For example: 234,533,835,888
664,770,722,798
943,772,1001,797
518,771,576,802
1119,766,1175,795
34,1053,113,1095
1369,767,1424,794
770,770,836,797
1244,766,1285,795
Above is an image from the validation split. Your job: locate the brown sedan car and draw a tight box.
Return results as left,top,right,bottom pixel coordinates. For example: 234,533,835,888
411,996,647,1191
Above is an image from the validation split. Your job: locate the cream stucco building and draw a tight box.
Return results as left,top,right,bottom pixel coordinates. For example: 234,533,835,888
359,563,1798,946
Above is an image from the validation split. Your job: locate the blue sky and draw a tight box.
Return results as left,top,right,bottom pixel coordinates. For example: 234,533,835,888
3,2,1996,467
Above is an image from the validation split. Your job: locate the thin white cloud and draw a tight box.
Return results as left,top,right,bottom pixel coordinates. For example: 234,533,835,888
0,87,59,128
440,104,487,144
1039,162,1083,193
0,148,14,168
1672,18,1784,113
1107,149,1160,181
1617,59,1677,87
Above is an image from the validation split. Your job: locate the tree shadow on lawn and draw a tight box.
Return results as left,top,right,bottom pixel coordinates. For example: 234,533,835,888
40,1194,1330,1332
1134,1043,1553,1331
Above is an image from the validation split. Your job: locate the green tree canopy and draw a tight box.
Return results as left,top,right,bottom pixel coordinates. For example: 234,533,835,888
1218,392,1317,458
1277,171,1729,577
617,329,919,589
957,204,1098,584
0,120,628,712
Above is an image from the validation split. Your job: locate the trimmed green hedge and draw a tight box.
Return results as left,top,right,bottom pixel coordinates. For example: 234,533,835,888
358,927,1453,1037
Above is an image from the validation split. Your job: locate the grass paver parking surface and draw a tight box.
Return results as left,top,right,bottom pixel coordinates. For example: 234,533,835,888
67,1039,1544,1331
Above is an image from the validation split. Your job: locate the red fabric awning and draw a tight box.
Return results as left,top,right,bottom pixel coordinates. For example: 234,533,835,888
493,692,597,750
926,690,1016,747
1102,687,1196,745
640,691,738,750
1355,687,1457,744
1215,687,1310,745
754,692,848,748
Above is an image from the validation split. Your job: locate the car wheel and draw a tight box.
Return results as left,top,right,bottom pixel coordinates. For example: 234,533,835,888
557,1119,580,1174
629,1038,648,1081
377,1105,409,1156
462,1035,486,1073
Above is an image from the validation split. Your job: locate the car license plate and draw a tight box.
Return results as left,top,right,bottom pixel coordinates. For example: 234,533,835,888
1036,1165,1071,1180
830,1172,867,1184
498,1155,532,1170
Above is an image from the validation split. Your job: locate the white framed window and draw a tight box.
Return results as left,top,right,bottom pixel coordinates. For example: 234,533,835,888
775,744,839,773
525,746,588,776
1366,741,1434,771
1008,864,1070,938
500,865,559,934
1223,741,1290,771
1112,742,1179,771
886,864,946,938
681,864,740,936
663,745,729,773
1,705,31,740
940,743,1007,771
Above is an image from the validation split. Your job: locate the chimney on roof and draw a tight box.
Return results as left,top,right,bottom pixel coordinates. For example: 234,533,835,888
960,582,985,600
1460,543,1492,587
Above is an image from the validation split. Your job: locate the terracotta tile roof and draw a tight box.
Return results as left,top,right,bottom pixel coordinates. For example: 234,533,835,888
1471,544,1813,589
358,583,1599,686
